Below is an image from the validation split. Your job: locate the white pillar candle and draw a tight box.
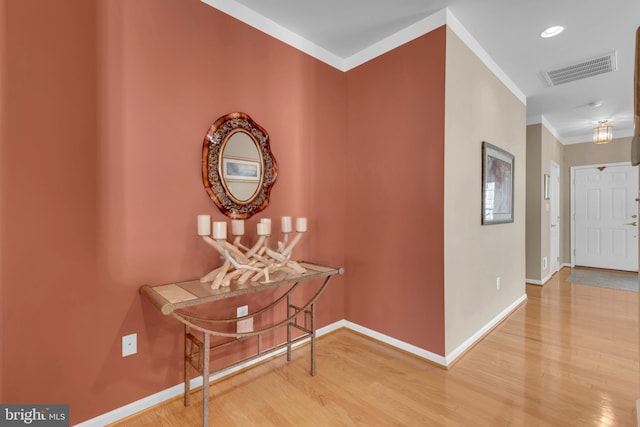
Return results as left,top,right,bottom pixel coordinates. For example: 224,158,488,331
281,216,292,233
197,215,211,236
257,222,270,236
296,217,307,232
213,221,227,240
231,219,245,236
259,218,271,234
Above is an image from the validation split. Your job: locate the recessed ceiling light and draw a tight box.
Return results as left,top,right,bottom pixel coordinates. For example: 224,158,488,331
541,26,564,38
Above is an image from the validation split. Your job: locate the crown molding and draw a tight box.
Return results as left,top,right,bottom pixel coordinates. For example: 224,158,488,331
200,0,345,70
529,114,636,145
444,10,526,105
342,9,447,71
527,115,567,144
200,1,526,104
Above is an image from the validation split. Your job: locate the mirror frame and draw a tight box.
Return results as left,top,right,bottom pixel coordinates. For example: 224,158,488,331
202,112,278,219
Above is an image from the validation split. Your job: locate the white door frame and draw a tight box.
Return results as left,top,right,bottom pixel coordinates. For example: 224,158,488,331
570,161,635,268
549,161,560,274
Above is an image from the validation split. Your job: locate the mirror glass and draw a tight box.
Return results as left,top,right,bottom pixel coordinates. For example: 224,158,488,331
202,112,278,219
220,130,263,203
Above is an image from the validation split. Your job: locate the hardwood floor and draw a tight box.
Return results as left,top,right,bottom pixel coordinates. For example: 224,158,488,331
112,268,639,426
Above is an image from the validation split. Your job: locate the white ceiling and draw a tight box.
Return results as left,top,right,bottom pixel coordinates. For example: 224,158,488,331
202,0,639,144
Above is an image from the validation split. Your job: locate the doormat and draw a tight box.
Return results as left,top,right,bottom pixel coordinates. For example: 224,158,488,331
566,268,638,292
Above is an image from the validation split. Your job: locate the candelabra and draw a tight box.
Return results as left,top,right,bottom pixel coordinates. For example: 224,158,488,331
197,215,308,289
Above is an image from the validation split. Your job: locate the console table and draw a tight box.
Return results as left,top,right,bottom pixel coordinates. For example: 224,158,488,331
139,261,343,426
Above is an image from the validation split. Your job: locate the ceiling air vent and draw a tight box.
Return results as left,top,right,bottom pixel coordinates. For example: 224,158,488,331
542,51,617,86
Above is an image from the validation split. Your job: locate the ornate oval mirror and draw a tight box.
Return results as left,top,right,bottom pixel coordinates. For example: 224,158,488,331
202,112,278,219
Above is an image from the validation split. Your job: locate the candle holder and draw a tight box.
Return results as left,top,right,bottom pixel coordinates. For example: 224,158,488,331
197,216,309,288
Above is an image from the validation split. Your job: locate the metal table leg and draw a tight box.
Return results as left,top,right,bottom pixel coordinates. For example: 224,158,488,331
202,332,210,427
287,293,292,362
310,302,316,376
184,326,191,407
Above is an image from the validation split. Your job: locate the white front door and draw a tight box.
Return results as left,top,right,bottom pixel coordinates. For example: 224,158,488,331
573,163,639,271
550,161,560,274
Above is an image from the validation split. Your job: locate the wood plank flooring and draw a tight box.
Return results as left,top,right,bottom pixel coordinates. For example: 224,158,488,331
112,268,639,426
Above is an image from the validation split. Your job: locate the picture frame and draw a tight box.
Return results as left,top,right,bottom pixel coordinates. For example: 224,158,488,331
222,157,261,182
482,141,514,225
544,174,550,200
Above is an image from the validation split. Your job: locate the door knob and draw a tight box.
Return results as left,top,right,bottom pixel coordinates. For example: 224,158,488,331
632,215,638,218
624,221,638,226
551,224,557,228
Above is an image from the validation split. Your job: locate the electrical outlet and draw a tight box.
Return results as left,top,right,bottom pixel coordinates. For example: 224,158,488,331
236,305,253,333
122,333,137,357
496,277,501,291
237,305,248,317
543,257,548,269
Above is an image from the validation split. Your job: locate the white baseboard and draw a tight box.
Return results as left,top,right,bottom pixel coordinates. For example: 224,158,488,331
343,321,447,366
526,271,554,286
527,264,574,286
73,297,526,426
345,293,526,366
73,321,344,427
444,293,527,365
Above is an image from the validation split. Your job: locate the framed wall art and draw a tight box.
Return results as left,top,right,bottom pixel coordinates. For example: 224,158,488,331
482,141,514,225
222,157,261,182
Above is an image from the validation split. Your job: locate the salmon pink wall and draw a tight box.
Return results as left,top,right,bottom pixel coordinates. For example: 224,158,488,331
345,27,446,355
1,0,345,423
3,3,101,421
3,0,449,420
0,0,5,404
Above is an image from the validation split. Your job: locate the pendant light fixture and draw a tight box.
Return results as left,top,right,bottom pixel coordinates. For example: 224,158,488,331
593,120,613,144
